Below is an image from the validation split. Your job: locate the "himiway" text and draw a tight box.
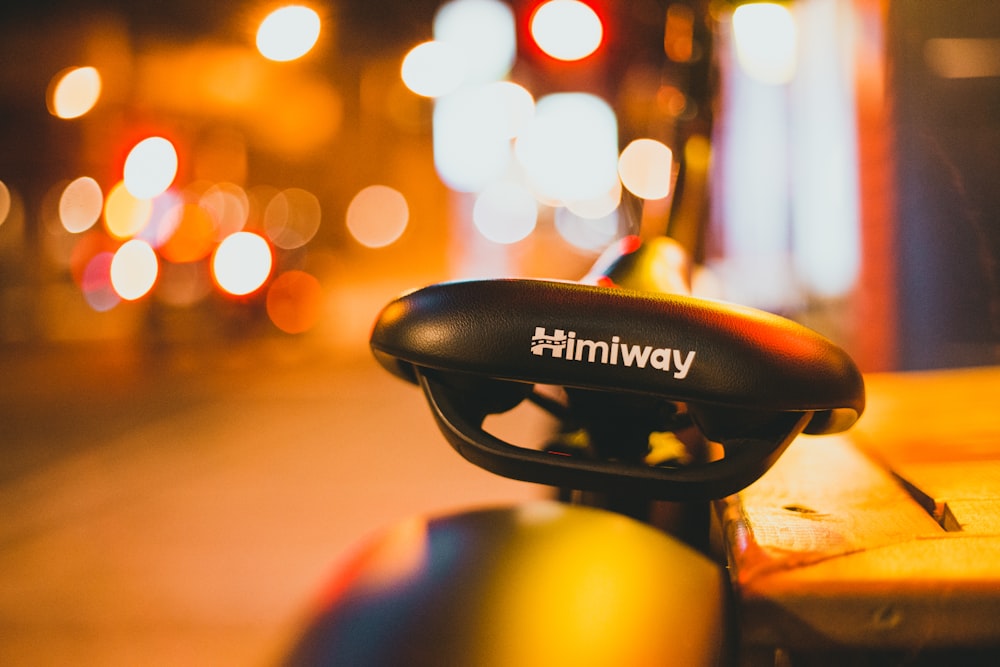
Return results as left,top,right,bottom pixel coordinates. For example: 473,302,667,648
530,327,696,379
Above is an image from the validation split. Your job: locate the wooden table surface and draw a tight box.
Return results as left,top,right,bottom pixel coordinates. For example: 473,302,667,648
717,366,1000,651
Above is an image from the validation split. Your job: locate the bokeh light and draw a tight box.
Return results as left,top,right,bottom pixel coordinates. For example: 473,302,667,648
212,231,272,296
731,2,798,85
434,0,516,84
401,40,466,98
618,139,674,200
433,84,522,192
0,180,11,226
566,178,622,220
489,81,535,139
137,191,184,248
472,182,538,244
257,5,322,62
110,239,158,300
81,251,120,312
123,137,179,199
48,66,102,119
59,176,104,233
104,181,153,239
530,0,604,62
266,270,324,334
158,203,216,263
515,93,619,203
346,185,409,248
200,182,250,240
264,187,321,250
555,206,620,251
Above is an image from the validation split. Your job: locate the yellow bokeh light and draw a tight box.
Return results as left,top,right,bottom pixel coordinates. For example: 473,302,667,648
110,239,159,301
59,176,104,233
346,185,409,248
48,66,102,119
618,139,674,200
257,5,321,62
212,231,272,296
731,2,798,85
104,181,153,239
123,137,178,200
530,0,603,62
401,40,466,98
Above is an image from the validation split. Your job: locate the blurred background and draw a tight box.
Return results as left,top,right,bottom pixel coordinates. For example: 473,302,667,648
1,0,998,368
1,0,999,664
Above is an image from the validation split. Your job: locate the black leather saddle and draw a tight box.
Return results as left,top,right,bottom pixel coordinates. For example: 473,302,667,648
370,239,864,501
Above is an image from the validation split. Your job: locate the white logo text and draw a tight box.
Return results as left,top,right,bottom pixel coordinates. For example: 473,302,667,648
531,327,696,379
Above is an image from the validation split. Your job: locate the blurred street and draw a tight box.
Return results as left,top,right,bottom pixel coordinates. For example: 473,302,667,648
0,335,544,666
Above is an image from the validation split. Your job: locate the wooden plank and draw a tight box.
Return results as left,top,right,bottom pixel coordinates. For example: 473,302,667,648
894,460,1000,534
720,435,942,577
736,535,1000,648
719,367,1000,650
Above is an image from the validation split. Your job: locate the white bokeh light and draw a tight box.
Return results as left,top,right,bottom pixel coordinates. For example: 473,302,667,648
530,0,604,61
731,2,798,85
110,239,158,301
59,176,104,233
123,137,178,200
618,139,674,200
346,185,409,248
472,182,538,244
49,66,102,119
401,40,467,98
555,206,620,251
434,0,516,83
433,85,515,192
212,231,273,296
514,93,619,204
257,6,321,62
566,178,622,220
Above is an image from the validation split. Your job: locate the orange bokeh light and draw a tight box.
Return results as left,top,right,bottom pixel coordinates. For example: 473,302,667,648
158,203,216,263
266,270,324,333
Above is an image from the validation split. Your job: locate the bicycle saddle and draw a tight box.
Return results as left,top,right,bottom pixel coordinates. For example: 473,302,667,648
371,239,864,501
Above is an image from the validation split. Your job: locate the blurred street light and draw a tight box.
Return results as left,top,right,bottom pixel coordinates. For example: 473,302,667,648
529,0,604,62
47,66,102,119
256,5,322,62
212,231,273,296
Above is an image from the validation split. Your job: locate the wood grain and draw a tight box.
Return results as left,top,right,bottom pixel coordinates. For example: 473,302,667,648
718,366,1000,650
